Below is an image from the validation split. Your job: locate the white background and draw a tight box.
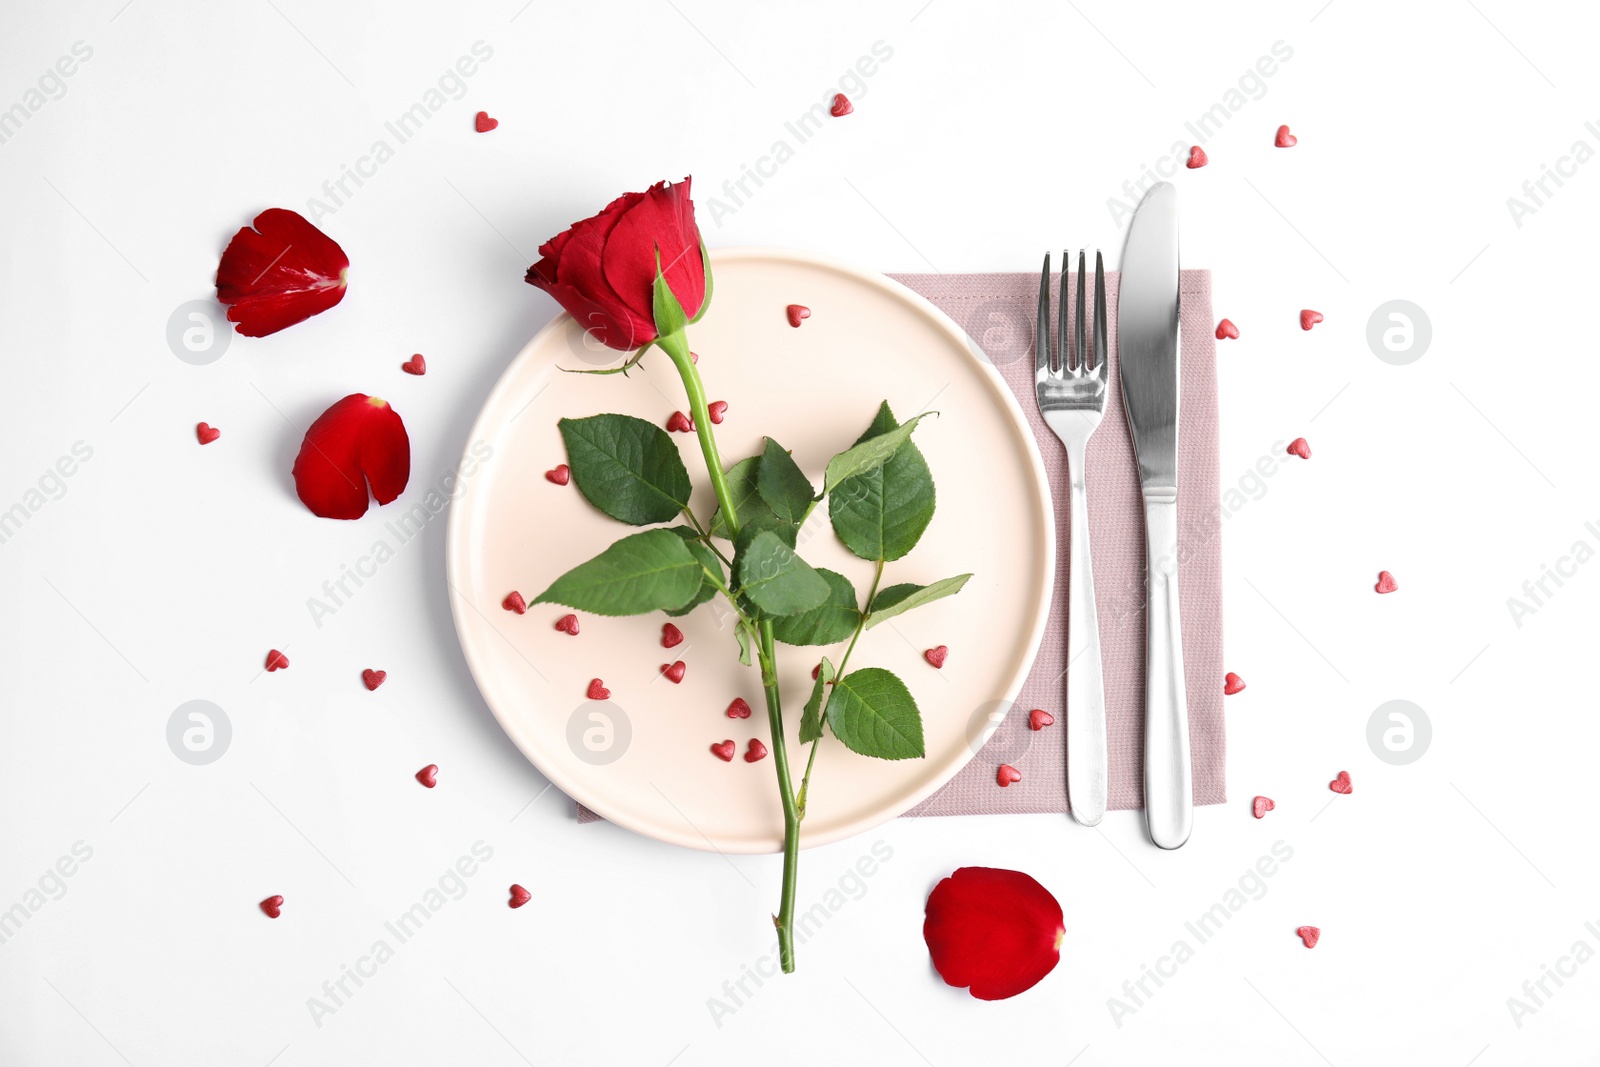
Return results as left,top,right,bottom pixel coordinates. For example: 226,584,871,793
2,0,1597,1064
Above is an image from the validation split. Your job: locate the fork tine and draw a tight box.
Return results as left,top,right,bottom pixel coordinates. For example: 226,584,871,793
1059,249,1072,375
1036,252,1052,381
1075,250,1088,375
1093,249,1108,376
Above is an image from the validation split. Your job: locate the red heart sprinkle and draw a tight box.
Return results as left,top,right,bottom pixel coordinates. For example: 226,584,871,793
1224,672,1246,695
811,663,821,680
1215,318,1239,340
586,678,610,701
1287,437,1312,460
502,591,527,614
362,668,386,691
1329,770,1352,794
661,623,684,648
707,400,728,424
265,649,289,672
726,697,752,719
1300,309,1323,331
1275,124,1297,148
662,660,686,684
196,422,221,445
554,614,579,635
1252,796,1275,818
745,738,769,763
508,884,531,909
1186,145,1208,169
259,895,284,918
996,764,1022,787
475,110,498,133
401,353,426,375
689,351,699,364
1375,571,1398,594
786,304,811,328
416,764,439,788
711,739,735,762
924,645,949,669
666,411,694,433
545,464,570,485
1297,925,1321,949
1028,708,1054,731
830,93,854,117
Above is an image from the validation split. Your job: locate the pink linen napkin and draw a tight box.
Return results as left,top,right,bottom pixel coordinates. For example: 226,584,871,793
576,268,1224,823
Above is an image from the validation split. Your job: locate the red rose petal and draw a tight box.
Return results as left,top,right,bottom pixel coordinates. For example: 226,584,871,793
401,354,426,375
362,668,386,691
508,884,531,909
662,660,686,684
1300,309,1323,331
711,739,735,762
545,464,571,486
1287,437,1312,460
707,400,728,424
196,422,221,445
1224,671,1246,695
1329,770,1353,794
830,93,854,117
292,394,411,520
1375,570,1398,594
265,649,289,672
586,678,610,701
475,110,498,133
1186,145,1208,169
416,764,439,788
1028,708,1054,731
1275,125,1298,148
924,645,949,669
1215,318,1239,340
924,867,1064,1000
726,697,752,719
502,591,527,614
259,895,284,919
661,623,684,648
1297,925,1321,949
1253,796,1275,818
997,764,1022,787
554,613,580,635
785,304,810,328
216,208,348,337
744,738,768,763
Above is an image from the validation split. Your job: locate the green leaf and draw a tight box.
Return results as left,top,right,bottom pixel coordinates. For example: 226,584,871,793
770,569,860,646
756,438,816,524
708,456,777,539
828,402,937,562
651,249,689,339
532,529,702,616
821,410,929,495
866,574,973,629
662,527,726,617
735,620,756,667
558,414,692,526
799,656,836,743
825,667,925,760
734,530,830,617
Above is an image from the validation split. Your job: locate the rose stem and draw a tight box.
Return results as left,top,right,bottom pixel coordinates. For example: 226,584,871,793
657,330,802,974
796,557,882,821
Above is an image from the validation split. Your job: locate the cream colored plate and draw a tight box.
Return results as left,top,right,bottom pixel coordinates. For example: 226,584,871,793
447,247,1053,853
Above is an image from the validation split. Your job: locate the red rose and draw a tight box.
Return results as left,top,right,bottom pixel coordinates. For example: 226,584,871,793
525,177,708,351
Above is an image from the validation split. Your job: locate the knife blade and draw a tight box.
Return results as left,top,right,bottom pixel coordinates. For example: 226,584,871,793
1117,181,1192,850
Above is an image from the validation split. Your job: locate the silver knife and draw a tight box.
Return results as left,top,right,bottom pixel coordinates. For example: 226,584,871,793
1117,182,1192,850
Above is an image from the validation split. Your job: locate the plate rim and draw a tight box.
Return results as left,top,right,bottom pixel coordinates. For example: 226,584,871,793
445,245,1056,852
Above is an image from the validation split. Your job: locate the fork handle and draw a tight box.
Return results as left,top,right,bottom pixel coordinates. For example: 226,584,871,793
1141,494,1193,849
1064,439,1107,826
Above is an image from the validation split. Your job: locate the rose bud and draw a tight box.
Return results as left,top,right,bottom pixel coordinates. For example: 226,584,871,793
524,177,710,354
923,867,1065,1000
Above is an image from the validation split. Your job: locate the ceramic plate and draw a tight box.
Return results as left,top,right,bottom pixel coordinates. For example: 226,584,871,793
447,247,1053,852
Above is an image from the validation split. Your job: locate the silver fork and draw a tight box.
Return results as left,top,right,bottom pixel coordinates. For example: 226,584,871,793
1036,250,1108,827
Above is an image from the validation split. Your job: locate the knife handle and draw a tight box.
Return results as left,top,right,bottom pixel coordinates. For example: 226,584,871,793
1142,493,1193,849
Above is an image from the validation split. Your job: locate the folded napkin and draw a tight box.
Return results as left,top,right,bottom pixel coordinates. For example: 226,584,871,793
576,268,1224,824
